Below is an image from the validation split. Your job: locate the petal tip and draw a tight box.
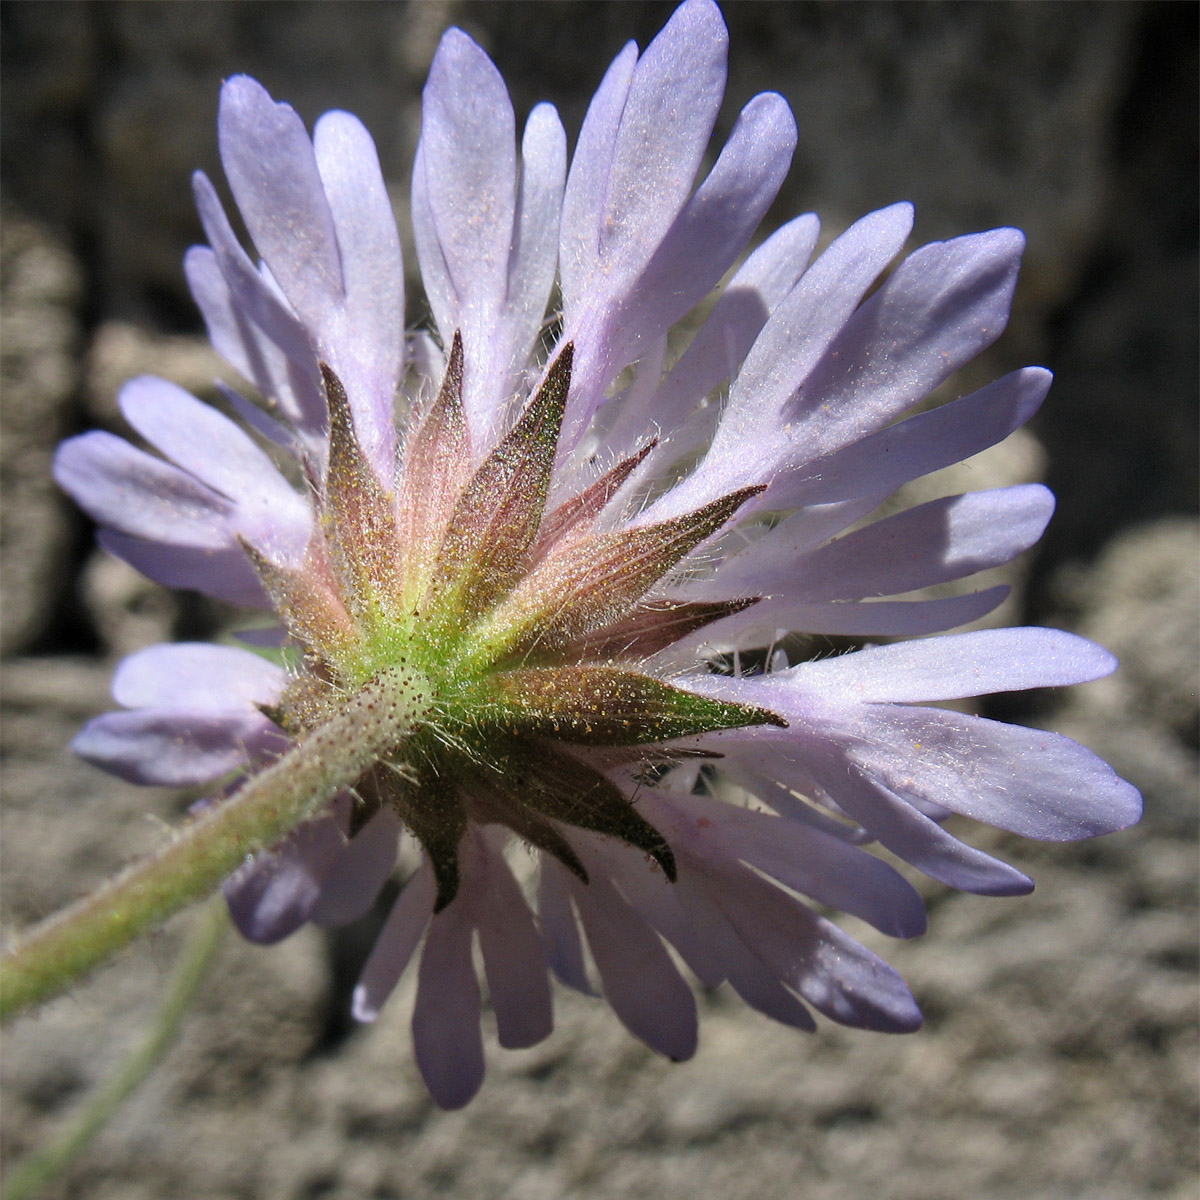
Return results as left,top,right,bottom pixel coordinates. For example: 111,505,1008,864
351,984,379,1024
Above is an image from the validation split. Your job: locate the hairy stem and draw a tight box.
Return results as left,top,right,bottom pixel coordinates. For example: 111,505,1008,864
1,897,228,1200
0,664,430,1023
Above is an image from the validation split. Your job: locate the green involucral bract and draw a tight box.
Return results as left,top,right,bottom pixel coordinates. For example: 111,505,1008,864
246,334,785,910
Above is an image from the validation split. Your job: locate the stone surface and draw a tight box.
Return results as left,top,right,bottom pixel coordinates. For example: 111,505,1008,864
1,3,1195,1198
0,213,84,656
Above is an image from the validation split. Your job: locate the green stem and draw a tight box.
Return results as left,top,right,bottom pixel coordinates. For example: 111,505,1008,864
1,897,229,1200
0,663,430,1023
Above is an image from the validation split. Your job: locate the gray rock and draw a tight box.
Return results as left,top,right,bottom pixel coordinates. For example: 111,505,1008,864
0,213,83,656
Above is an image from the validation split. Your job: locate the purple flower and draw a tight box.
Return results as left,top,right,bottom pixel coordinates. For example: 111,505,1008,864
54,0,1140,1110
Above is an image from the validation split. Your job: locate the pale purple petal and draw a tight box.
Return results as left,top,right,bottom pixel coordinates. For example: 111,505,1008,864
472,838,553,1050
417,34,568,448
111,641,286,711
675,682,1039,893
646,791,926,938
738,485,1055,603
626,91,797,332
608,212,821,463
562,90,798,449
570,871,697,1061
779,628,1119,704
218,76,344,335
417,28,517,441
191,172,322,384
673,870,815,1031
183,242,324,441
412,895,485,1110
785,229,1026,461
410,142,457,346
190,172,327,434
717,757,871,844
312,110,405,434
579,833,726,988
848,705,1144,840
224,807,348,944
536,857,593,995
117,375,311,558
716,496,887,588
561,42,638,304
780,740,1036,896
97,530,268,609
562,0,727,315
721,203,916,437
768,367,1052,509
218,384,296,452
699,860,922,1032
559,39,638,308
698,586,1010,645
642,203,915,521
420,29,516,326
72,707,282,787
505,103,567,374
54,432,235,548
353,861,436,1022
311,807,402,928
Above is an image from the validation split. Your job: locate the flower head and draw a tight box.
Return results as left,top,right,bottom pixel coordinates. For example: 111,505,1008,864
54,0,1140,1109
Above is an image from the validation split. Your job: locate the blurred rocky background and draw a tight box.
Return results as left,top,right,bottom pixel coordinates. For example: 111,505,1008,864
1,2,1196,1198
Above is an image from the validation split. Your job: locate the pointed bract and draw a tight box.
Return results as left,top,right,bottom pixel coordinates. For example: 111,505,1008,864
427,344,574,622
320,364,402,617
